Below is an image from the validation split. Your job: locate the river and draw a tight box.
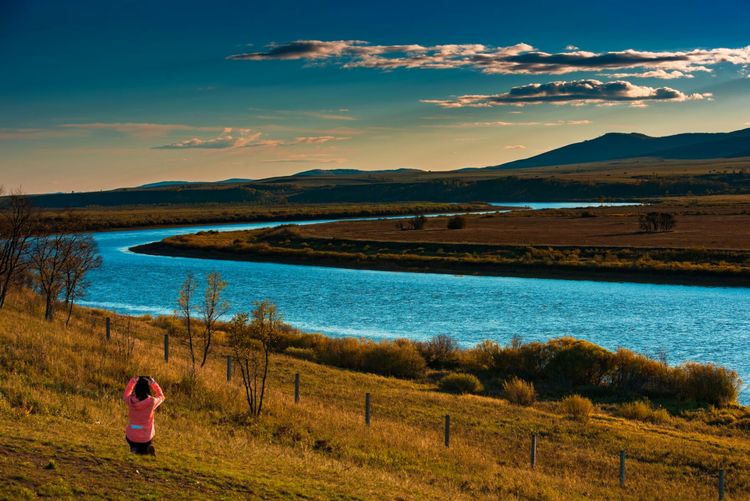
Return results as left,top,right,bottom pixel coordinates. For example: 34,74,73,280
79,202,750,402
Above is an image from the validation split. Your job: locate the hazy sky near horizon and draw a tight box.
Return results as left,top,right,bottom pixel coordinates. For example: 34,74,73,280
2,0,750,194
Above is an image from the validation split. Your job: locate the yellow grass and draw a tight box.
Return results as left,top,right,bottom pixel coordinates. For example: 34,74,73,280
1,291,750,499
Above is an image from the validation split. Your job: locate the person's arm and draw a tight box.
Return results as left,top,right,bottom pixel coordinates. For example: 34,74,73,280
123,376,137,402
149,378,165,407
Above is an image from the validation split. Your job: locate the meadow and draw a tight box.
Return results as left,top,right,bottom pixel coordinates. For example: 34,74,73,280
1,291,750,499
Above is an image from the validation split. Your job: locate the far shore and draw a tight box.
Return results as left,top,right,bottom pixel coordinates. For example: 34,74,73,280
131,240,750,288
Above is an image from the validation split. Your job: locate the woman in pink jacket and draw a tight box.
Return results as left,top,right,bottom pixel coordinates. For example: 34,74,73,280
123,376,165,456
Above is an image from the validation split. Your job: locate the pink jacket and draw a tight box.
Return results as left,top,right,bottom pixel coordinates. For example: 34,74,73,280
123,377,165,443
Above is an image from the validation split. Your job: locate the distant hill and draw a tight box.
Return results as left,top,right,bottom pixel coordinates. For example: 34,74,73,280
138,178,253,189
484,128,750,171
292,168,423,177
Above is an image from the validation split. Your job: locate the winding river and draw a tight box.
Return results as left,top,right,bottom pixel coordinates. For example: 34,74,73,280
80,202,750,402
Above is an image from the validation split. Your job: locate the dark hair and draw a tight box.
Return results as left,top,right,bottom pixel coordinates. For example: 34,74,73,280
134,377,151,401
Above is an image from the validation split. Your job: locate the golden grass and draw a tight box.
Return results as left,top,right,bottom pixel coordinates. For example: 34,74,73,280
2,292,750,499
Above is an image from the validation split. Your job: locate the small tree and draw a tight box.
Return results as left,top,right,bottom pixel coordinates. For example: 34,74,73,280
199,271,229,367
178,272,197,370
228,300,282,417
30,232,76,321
0,190,35,310
62,234,102,325
446,215,466,230
639,212,676,233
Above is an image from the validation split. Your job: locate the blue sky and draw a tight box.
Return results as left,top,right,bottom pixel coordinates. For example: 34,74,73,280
1,0,750,193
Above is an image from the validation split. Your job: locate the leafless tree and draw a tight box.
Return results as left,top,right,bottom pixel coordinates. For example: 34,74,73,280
228,300,282,417
62,234,102,325
199,271,229,367
30,232,70,320
178,272,197,370
0,190,35,310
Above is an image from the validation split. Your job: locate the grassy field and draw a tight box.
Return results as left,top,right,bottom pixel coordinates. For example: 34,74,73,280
135,203,750,286
34,202,493,232
1,292,750,499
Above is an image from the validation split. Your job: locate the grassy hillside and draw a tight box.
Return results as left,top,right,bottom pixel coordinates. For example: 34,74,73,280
1,293,750,499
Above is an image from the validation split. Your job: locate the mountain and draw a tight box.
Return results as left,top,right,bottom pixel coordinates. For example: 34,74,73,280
137,178,253,189
292,168,423,177
484,128,750,171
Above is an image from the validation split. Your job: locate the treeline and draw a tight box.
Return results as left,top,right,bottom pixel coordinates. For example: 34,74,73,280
0,191,101,323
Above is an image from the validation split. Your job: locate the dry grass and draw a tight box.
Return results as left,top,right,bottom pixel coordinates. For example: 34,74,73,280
503,378,536,406
2,292,750,499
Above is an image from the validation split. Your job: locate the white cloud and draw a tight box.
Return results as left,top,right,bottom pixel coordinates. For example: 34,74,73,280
421,80,711,108
229,40,750,78
156,128,262,149
505,144,527,150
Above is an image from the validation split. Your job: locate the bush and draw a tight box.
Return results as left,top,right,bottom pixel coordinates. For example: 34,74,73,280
502,377,535,406
560,395,594,423
446,215,466,229
360,339,427,379
418,334,460,369
676,362,741,406
639,212,675,232
617,400,671,424
284,346,317,362
438,373,484,394
542,338,613,387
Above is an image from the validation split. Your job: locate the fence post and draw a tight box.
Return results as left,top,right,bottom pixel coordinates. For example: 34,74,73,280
294,373,300,404
226,355,232,381
364,392,371,426
163,334,169,363
719,469,725,501
530,434,537,469
105,317,111,341
619,450,626,488
444,415,451,448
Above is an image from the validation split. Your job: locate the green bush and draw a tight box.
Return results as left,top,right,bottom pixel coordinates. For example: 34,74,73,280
502,377,536,406
542,338,613,387
560,395,594,423
438,373,484,394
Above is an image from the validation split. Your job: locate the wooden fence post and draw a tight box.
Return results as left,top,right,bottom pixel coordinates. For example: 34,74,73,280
105,317,111,341
619,450,626,488
226,355,232,381
530,434,537,469
364,392,371,426
719,469,725,501
163,334,169,363
444,415,451,448
294,373,300,403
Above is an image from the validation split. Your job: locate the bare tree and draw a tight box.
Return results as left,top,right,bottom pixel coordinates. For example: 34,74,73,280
30,232,75,321
178,272,197,370
199,271,229,367
0,190,35,309
639,212,676,233
62,234,102,325
228,300,282,417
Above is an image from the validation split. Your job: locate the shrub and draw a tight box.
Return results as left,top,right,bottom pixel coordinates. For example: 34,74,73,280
438,373,484,394
418,334,460,369
502,377,536,406
617,400,671,424
560,395,594,423
284,346,317,362
639,212,675,233
676,362,741,406
361,339,427,379
543,338,614,387
446,215,466,229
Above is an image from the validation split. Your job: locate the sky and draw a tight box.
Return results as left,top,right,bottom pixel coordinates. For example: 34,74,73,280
1,0,750,194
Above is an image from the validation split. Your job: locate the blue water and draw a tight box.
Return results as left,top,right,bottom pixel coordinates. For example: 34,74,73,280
80,211,750,402
491,202,640,210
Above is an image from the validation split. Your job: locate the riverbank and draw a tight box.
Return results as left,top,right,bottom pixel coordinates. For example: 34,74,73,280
2,292,750,499
36,201,495,232
132,204,750,287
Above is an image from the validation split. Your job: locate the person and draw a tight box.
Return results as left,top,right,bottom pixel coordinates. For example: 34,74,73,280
122,376,165,456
